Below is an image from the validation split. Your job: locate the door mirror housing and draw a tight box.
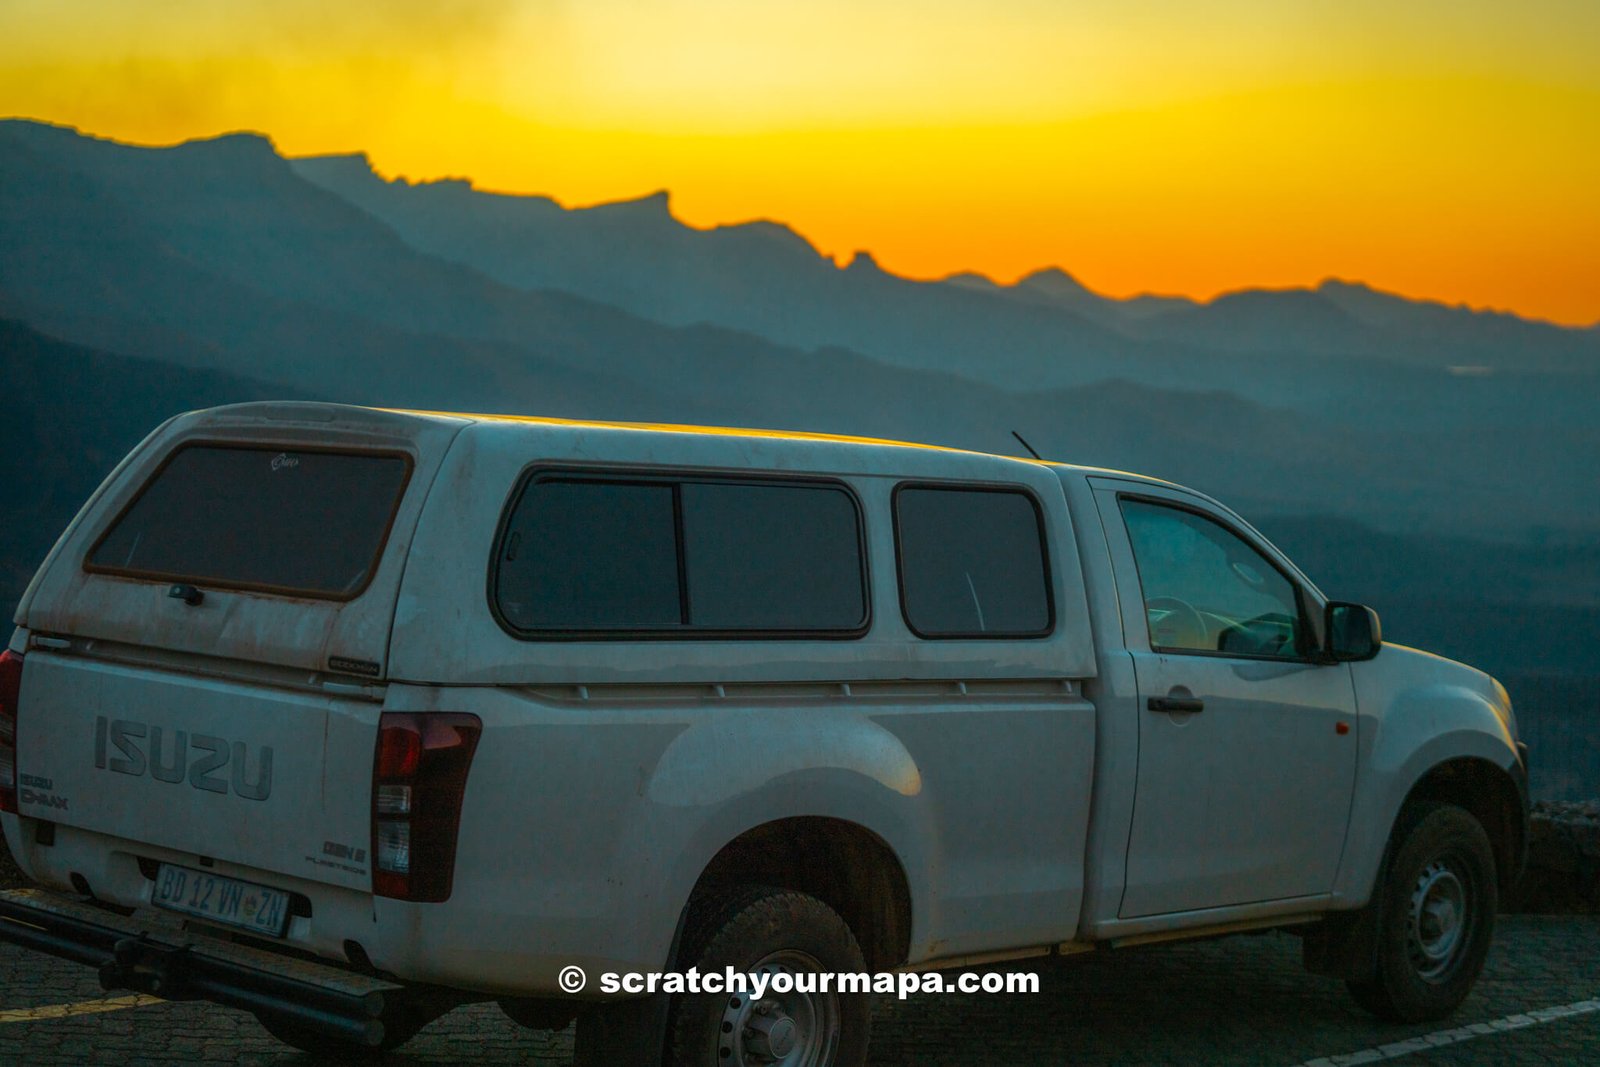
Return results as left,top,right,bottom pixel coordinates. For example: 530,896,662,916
1324,602,1382,662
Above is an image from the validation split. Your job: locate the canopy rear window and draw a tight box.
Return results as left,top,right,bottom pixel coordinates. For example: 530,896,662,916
492,471,868,637
86,444,412,599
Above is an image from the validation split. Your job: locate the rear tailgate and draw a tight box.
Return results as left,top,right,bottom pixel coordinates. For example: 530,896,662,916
18,651,384,891
12,403,467,893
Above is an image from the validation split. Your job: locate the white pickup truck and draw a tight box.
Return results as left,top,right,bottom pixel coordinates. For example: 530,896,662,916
0,403,1527,1066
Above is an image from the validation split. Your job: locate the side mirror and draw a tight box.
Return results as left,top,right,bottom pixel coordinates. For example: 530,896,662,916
1325,602,1382,662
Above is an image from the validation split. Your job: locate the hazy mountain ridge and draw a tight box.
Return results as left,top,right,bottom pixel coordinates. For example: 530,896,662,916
292,152,1187,396
944,267,1193,325
293,151,1600,386
3,117,1597,547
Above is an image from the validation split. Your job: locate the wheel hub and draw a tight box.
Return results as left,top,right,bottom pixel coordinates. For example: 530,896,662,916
716,951,840,1066
744,1004,799,1060
1407,859,1468,980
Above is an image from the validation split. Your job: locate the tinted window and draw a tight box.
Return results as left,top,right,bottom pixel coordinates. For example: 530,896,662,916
681,483,864,630
87,445,410,598
497,480,681,631
494,474,867,635
895,486,1051,637
1119,499,1303,658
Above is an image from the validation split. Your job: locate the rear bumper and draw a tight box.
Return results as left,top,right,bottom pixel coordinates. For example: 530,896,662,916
0,887,405,1046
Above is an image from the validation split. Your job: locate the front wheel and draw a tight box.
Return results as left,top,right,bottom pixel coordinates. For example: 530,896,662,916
667,887,870,1067
1347,801,1498,1022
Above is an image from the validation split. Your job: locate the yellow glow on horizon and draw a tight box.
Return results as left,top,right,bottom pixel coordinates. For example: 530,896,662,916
2,0,1597,325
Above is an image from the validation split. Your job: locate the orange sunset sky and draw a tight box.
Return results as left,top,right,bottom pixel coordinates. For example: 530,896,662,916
3,0,1597,325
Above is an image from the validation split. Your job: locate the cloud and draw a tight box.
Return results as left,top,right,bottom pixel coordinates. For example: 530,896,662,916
0,1,547,146
246,0,526,59
0,1,532,66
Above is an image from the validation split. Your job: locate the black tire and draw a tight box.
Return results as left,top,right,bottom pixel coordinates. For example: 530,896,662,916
666,886,870,1067
253,1008,430,1058
1346,801,1498,1022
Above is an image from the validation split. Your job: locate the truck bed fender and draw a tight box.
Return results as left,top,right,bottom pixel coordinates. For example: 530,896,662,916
628,714,939,967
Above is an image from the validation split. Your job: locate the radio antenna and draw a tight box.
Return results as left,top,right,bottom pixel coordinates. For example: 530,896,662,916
1011,431,1043,461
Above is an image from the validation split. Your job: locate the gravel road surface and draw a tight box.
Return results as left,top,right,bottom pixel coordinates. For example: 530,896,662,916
1,915,1595,1065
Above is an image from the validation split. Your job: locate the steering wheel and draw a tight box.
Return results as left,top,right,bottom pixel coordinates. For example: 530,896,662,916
1146,596,1207,650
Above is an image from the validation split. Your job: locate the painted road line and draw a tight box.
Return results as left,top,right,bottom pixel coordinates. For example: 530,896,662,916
1287,997,1600,1067
0,994,164,1024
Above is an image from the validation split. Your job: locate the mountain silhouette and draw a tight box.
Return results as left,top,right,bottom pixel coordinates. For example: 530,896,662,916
1,117,1596,544
292,151,1204,392
292,151,1599,400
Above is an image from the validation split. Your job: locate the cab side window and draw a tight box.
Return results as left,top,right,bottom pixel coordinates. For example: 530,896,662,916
894,485,1052,638
1119,498,1303,659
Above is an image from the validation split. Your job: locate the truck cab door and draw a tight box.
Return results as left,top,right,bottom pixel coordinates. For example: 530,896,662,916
1092,481,1359,918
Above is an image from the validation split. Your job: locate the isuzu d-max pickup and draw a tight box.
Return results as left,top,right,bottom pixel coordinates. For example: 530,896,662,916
0,403,1527,1065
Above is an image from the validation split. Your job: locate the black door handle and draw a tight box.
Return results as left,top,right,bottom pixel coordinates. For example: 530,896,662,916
1148,696,1205,713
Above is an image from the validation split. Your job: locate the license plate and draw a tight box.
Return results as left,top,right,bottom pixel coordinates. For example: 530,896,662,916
151,864,291,937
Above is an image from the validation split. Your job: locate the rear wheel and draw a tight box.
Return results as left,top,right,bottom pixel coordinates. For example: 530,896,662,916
666,887,870,1067
1346,801,1497,1022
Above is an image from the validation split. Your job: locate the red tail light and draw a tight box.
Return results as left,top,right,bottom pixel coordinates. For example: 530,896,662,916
0,649,24,814
371,712,481,902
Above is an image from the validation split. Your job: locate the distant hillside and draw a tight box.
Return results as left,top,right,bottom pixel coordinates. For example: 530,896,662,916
1256,515,1600,678
1257,513,1600,801
0,319,302,614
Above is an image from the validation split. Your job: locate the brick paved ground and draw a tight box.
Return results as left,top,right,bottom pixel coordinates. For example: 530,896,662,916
0,916,1594,1065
